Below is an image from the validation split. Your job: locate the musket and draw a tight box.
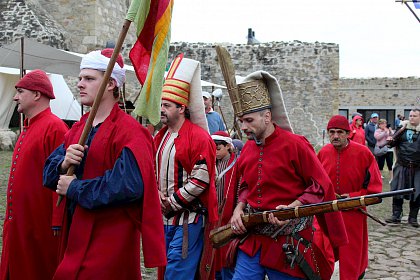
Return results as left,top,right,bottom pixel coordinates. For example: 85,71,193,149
335,194,386,226
209,188,414,248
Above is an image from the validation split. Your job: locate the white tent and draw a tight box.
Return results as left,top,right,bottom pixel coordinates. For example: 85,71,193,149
0,67,81,129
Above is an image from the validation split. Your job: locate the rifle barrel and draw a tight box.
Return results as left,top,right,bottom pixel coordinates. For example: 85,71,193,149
259,188,414,215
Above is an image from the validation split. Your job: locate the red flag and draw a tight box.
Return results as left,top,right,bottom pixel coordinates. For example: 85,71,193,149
128,0,171,85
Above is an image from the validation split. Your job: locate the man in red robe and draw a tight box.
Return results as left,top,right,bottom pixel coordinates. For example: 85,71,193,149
211,131,240,280
43,49,166,279
227,71,348,280
0,70,68,280
154,54,218,280
318,115,382,280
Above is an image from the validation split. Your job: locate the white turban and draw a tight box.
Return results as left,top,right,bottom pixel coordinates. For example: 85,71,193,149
211,134,232,145
80,50,126,87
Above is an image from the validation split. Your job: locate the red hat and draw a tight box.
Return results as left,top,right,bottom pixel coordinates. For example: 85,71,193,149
211,131,232,144
327,115,350,131
15,69,55,99
101,48,124,68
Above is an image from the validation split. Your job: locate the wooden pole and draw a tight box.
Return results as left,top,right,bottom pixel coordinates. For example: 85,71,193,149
404,1,420,23
57,19,132,206
19,37,25,133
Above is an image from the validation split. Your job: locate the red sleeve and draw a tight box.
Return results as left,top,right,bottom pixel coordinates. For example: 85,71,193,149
298,178,324,204
237,182,249,203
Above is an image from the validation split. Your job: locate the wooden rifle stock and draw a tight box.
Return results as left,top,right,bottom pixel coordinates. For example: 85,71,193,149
209,188,414,248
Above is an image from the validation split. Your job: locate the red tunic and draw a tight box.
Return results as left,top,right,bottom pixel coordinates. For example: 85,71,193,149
318,141,382,280
0,108,68,280
237,125,348,279
154,119,218,224
53,104,166,280
214,153,240,272
154,119,218,280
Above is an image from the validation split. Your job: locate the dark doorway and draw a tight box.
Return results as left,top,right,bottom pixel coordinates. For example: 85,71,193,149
357,109,396,129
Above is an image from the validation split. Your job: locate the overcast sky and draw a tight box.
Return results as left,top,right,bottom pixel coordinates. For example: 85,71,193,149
170,0,420,78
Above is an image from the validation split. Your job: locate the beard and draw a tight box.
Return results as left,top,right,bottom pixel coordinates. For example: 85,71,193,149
248,131,263,146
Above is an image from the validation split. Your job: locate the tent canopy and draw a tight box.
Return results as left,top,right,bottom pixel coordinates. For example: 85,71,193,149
0,38,82,77
0,67,81,129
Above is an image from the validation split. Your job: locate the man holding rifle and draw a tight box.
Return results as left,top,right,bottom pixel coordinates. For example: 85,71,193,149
318,115,382,280
227,70,348,280
43,49,166,279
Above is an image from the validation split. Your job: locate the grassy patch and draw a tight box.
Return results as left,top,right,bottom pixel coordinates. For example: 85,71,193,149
0,150,13,250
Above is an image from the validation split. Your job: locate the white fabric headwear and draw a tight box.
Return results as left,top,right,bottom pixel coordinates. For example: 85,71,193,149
211,134,232,144
240,71,293,133
162,54,209,132
80,50,126,87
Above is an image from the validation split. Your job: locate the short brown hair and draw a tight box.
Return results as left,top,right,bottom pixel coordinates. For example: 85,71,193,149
378,119,387,125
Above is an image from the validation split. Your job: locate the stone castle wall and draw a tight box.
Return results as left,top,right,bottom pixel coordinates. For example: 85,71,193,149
36,0,137,55
339,78,420,116
168,41,340,147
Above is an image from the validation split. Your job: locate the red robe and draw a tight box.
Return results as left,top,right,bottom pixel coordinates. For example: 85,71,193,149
237,125,348,279
0,108,68,280
318,141,382,280
154,119,218,280
53,104,166,280
214,153,240,272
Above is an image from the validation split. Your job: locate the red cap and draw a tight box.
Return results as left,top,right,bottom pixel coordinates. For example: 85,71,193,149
15,69,55,99
101,48,124,68
327,115,350,131
212,131,230,138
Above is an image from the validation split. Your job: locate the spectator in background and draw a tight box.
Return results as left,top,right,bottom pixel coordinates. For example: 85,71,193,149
395,114,402,128
385,109,420,227
349,115,365,145
374,119,394,180
365,113,379,154
203,91,226,134
349,111,363,125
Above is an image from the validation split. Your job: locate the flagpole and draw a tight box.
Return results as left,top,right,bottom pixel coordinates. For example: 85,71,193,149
404,1,420,23
57,19,132,206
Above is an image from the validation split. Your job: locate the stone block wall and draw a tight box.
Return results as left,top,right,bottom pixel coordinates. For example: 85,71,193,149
36,0,136,55
169,41,340,147
0,0,68,48
339,77,420,117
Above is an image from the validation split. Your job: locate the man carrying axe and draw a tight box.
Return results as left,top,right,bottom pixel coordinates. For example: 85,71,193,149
216,46,348,280
43,49,166,279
